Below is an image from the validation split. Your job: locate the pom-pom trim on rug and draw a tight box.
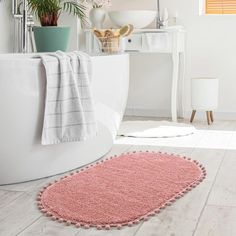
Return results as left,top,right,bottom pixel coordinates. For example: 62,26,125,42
36,151,207,230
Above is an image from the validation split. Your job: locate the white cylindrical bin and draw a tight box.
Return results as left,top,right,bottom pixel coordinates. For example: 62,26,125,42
191,77,219,125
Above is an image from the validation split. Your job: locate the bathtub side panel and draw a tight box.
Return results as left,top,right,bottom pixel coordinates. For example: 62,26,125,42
91,54,130,139
0,54,129,184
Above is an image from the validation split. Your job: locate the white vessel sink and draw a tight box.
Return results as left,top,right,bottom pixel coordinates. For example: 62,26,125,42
108,10,157,29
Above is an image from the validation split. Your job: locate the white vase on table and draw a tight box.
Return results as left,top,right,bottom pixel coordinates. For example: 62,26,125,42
89,8,106,29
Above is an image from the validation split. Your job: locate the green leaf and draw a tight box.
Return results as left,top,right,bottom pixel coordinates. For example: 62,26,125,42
27,0,87,26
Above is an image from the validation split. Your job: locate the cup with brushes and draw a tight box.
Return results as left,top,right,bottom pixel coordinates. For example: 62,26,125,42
93,24,134,53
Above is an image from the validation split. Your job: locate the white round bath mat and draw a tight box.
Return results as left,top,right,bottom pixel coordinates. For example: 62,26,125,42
118,120,196,138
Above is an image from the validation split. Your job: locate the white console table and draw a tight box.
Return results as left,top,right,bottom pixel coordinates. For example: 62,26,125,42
84,27,186,122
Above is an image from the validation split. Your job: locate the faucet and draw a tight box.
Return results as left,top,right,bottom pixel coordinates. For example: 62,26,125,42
12,0,34,53
156,0,164,29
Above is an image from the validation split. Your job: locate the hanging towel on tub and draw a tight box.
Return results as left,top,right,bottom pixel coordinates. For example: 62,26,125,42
40,51,97,145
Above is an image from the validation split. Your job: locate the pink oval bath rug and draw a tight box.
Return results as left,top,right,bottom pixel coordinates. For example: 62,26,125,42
37,151,206,230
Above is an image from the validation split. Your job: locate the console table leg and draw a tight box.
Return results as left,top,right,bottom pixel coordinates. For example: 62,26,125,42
178,51,186,118
171,52,179,122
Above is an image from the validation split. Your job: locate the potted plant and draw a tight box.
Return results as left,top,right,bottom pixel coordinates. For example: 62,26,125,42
28,0,87,52
86,0,111,28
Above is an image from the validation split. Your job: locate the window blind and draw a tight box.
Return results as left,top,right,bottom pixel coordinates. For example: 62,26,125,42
206,0,236,14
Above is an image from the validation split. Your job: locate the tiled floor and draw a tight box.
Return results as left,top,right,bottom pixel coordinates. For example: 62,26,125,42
1,118,236,236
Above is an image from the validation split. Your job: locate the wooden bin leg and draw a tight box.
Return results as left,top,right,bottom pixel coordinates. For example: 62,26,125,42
206,111,211,125
210,111,214,123
190,110,196,123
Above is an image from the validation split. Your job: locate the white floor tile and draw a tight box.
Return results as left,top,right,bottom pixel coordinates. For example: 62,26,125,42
194,205,236,236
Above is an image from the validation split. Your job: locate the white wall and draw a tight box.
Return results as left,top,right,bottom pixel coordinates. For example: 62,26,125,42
109,0,236,119
0,0,14,53
164,0,236,119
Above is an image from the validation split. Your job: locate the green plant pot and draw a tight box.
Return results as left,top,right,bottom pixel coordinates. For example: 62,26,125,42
33,26,70,52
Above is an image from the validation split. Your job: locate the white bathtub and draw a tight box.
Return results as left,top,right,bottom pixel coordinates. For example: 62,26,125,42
0,53,129,184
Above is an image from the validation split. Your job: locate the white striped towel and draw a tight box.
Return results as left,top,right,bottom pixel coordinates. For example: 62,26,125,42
40,51,97,145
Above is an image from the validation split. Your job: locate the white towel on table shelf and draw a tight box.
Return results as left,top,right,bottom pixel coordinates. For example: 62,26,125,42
40,51,97,145
144,33,168,51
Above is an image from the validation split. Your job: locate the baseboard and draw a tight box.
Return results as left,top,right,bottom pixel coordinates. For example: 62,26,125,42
125,108,236,120
125,108,172,118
